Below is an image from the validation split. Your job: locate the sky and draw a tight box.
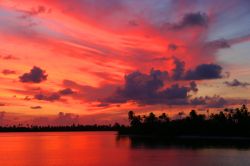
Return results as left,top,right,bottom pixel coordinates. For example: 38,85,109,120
0,0,250,125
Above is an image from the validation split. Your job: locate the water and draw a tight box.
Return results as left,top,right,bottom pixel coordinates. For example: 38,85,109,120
0,132,250,166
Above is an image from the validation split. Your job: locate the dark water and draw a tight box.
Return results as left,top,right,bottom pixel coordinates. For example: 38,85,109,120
0,132,250,166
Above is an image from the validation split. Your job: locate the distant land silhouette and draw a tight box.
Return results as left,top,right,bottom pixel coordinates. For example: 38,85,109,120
118,105,250,139
1,104,250,143
0,124,117,132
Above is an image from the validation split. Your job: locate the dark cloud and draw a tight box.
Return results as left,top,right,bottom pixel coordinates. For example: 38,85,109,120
150,68,169,81
171,58,223,80
161,82,197,100
118,70,166,99
224,79,250,88
172,58,185,80
190,81,198,92
2,69,16,75
30,106,42,109
184,64,223,80
190,97,206,105
168,43,178,51
34,88,75,102
104,70,197,105
59,88,75,95
34,93,60,102
19,66,48,83
206,96,227,108
190,96,227,108
172,12,208,30
62,64,223,106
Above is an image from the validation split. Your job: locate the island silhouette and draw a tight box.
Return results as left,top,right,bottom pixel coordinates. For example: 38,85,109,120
116,104,250,149
1,104,250,141
118,105,250,138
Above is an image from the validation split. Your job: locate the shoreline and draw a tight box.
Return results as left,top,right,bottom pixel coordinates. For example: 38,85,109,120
0,129,117,133
118,134,250,141
1,130,250,142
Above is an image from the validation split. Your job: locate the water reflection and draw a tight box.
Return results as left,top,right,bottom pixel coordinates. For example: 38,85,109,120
0,132,250,166
117,135,250,150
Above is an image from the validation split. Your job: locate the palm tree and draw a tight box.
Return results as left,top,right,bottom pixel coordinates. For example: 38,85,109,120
128,111,134,121
159,113,169,123
189,110,198,120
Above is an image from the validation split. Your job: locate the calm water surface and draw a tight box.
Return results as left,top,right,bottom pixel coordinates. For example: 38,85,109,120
0,132,250,166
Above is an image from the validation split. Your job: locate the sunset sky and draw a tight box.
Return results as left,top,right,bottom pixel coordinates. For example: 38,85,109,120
0,0,250,125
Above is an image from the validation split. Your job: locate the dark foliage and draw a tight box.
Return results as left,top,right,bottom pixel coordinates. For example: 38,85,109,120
119,105,250,138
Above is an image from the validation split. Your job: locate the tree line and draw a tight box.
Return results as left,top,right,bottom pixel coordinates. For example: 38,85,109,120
118,105,250,137
0,124,118,132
